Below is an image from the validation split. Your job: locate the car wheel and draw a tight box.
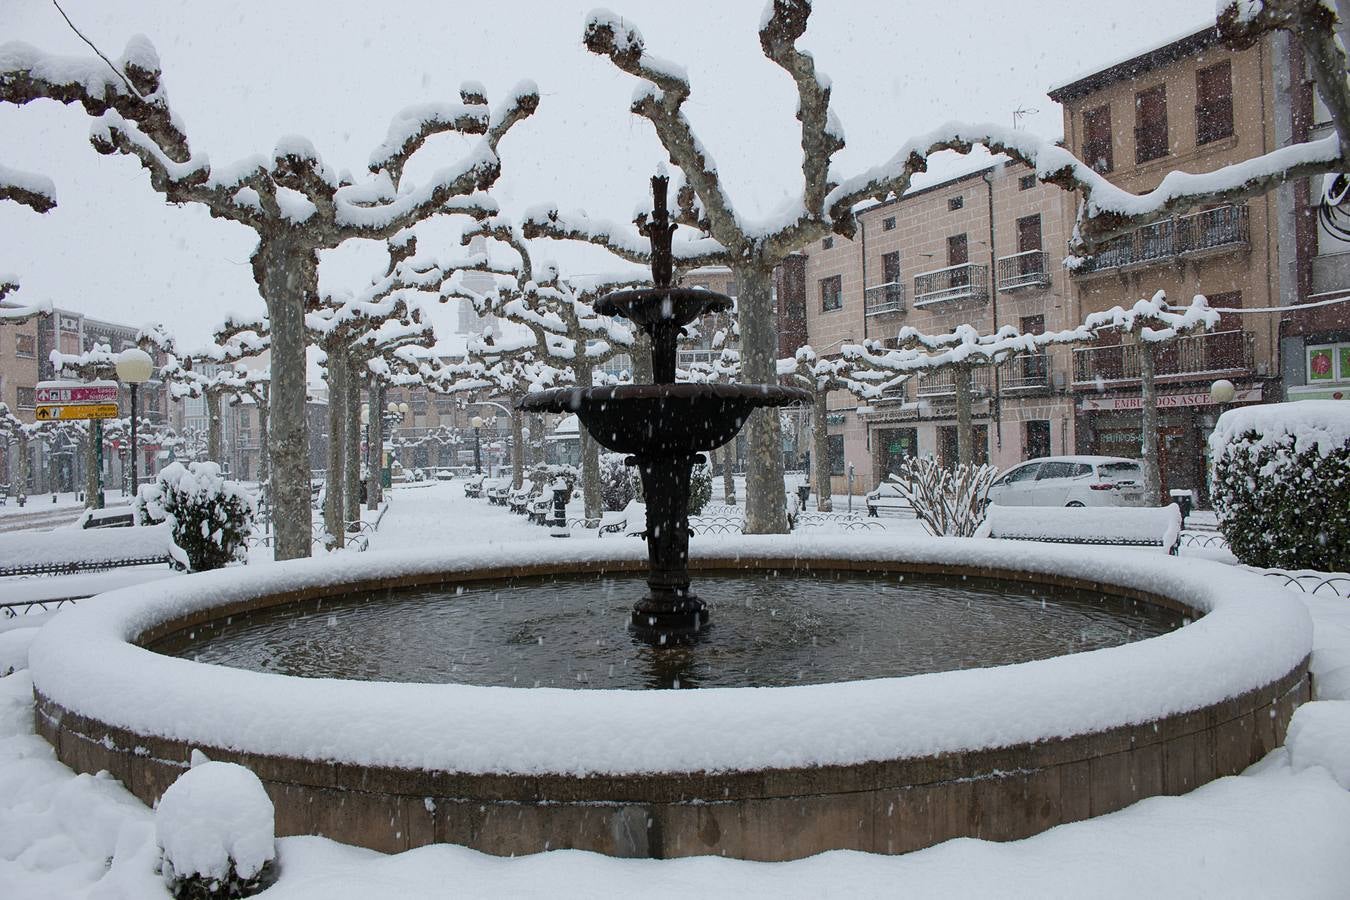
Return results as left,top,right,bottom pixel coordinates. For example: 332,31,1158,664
1066,501,1085,507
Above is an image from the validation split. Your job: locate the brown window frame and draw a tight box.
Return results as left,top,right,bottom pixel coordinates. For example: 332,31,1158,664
1083,105,1113,174
820,274,843,312
1196,60,1234,145
1134,84,1169,164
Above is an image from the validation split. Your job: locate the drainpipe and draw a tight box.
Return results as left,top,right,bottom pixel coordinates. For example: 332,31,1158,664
983,170,1002,451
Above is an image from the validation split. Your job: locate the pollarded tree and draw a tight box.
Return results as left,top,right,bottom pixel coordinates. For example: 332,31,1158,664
777,347,906,512
1,38,538,558
442,216,642,523
527,0,1350,532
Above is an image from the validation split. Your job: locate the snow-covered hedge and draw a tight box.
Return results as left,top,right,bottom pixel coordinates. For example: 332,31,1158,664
156,752,276,899
136,462,254,572
1210,401,1350,572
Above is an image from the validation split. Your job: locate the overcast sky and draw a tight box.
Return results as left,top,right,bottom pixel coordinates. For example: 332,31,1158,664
2,0,1218,351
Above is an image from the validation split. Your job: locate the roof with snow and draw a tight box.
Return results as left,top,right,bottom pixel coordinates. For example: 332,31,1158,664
1048,25,1219,103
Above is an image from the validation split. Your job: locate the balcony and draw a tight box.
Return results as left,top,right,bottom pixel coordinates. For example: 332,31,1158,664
1073,204,1249,276
996,250,1052,292
913,263,988,307
864,281,905,316
1072,330,1254,385
998,353,1052,392
915,366,993,398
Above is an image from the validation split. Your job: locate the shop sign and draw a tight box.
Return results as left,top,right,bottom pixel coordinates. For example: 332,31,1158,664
35,380,119,405
1306,342,1350,384
1078,387,1262,411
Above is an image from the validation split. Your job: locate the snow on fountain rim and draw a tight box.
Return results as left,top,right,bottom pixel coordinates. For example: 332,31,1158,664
28,536,1311,777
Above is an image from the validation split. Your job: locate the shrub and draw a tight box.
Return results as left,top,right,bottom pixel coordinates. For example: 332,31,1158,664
136,462,253,571
598,453,637,511
891,455,996,537
1210,401,1350,571
689,460,712,515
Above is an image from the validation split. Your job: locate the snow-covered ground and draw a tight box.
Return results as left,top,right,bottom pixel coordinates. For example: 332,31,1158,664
2,481,1348,898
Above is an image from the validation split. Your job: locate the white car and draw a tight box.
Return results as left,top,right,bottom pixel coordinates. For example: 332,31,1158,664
987,456,1148,508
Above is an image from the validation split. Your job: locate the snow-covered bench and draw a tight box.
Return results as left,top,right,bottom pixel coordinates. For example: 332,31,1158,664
462,474,485,498
974,503,1182,554
507,480,536,514
484,478,511,505
0,523,176,577
598,500,646,537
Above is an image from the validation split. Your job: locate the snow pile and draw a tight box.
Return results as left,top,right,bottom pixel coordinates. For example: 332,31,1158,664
1286,701,1350,790
0,627,38,676
156,755,275,894
0,523,173,571
1209,400,1350,461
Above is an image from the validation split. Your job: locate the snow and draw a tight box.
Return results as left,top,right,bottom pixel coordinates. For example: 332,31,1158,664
0,523,172,570
275,187,318,224
976,504,1182,550
1210,399,1350,460
3,485,1350,896
156,758,275,884
0,161,57,203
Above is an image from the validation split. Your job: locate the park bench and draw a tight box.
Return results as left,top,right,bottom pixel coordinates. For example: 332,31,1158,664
974,503,1182,555
507,479,536,514
598,499,646,538
463,474,485,498
485,478,511,505
0,522,176,578
76,507,137,529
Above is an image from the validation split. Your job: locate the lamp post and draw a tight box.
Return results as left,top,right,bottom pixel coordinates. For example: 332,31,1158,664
385,400,410,481
470,415,484,474
115,348,154,502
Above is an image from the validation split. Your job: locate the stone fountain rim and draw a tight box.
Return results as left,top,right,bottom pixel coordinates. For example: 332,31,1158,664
27,536,1311,778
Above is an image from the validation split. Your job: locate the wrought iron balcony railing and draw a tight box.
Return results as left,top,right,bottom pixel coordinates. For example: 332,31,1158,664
913,263,989,307
864,281,905,316
1073,204,1249,275
915,366,993,397
997,353,1052,392
996,250,1052,291
1072,330,1254,384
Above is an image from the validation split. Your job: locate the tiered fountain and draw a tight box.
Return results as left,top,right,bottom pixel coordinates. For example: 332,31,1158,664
520,176,809,640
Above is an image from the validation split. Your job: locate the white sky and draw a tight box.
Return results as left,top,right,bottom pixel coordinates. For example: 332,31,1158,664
1,0,1218,351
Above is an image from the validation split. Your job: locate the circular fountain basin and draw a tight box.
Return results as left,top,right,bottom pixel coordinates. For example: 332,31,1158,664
29,537,1312,861
519,383,810,454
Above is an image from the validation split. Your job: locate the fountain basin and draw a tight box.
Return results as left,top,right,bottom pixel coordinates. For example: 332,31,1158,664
29,537,1312,860
519,383,810,455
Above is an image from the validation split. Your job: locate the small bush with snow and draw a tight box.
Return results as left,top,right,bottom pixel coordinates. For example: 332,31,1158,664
1210,401,1350,572
136,462,253,572
599,452,638,511
891,455,996,537
156,756,276,899
689,460,712,516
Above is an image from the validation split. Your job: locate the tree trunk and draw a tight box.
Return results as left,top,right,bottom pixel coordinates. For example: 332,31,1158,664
577,362,601,526
206,391,223,463
367,377,384,510
18,433,29,499
323,344,347,548
344,369,361,529
257,399,270,485
1140,341,1162,506
735,265,789,533
256,238,315,561
83,425,98,508
510,405,524,489
812,390,832,512
954,367,973,468
720,442,736,504
631,333,654,383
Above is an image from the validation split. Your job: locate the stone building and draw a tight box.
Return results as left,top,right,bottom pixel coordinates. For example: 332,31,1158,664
1048,25,1281,501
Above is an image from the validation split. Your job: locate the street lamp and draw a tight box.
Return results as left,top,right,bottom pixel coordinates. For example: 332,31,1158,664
115,348,154,499
470,415,484,474
1208,378,1236,405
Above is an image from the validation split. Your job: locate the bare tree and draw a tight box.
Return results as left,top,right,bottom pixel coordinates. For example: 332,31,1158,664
2,37,538,558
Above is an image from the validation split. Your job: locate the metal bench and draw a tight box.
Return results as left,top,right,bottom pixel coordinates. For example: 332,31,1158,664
975,503,1183,555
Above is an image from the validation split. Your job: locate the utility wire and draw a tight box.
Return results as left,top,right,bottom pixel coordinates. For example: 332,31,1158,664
50,0,144,99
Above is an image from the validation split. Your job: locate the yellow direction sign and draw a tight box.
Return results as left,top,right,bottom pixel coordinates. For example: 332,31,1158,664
35,403,120,421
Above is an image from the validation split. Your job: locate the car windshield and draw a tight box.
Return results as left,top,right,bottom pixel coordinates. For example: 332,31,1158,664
1098,462,1142,481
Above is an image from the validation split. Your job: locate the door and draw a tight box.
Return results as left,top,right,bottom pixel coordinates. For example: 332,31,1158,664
1024,420,1051,459
876,427,917,481
1029,460,1077,505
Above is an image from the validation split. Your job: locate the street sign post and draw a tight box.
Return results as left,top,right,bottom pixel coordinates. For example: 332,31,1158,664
35,380,119,405
34,403,120,421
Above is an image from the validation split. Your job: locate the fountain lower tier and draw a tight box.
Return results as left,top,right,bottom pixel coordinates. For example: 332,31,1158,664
520,382,810,638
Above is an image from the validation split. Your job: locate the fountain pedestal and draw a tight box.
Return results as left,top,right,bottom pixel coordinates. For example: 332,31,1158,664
631,452,707,635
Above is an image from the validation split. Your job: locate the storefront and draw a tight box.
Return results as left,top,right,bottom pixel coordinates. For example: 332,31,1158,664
1076,385,1263,505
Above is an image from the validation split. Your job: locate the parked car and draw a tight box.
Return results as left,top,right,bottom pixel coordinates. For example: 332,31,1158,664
987,456,1147,508
865,482,914,517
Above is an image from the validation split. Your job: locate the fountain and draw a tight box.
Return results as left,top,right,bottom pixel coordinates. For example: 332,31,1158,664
519,175,809,639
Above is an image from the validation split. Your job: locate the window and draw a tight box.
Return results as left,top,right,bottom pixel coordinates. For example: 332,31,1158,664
882,216,896,231
1018,174,1037,191
881,251,901,285
16,386,35,410
820,274,842,311
947,233,969,287
1024,421,1051,459
947,196,964,211
998,462,1042,485
827,433,846,476
1134,84,1169,163
1196,60,1234,144
15,334,35,358
1083,105,1113,174
822,236,834,250
1036,461,1075,480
